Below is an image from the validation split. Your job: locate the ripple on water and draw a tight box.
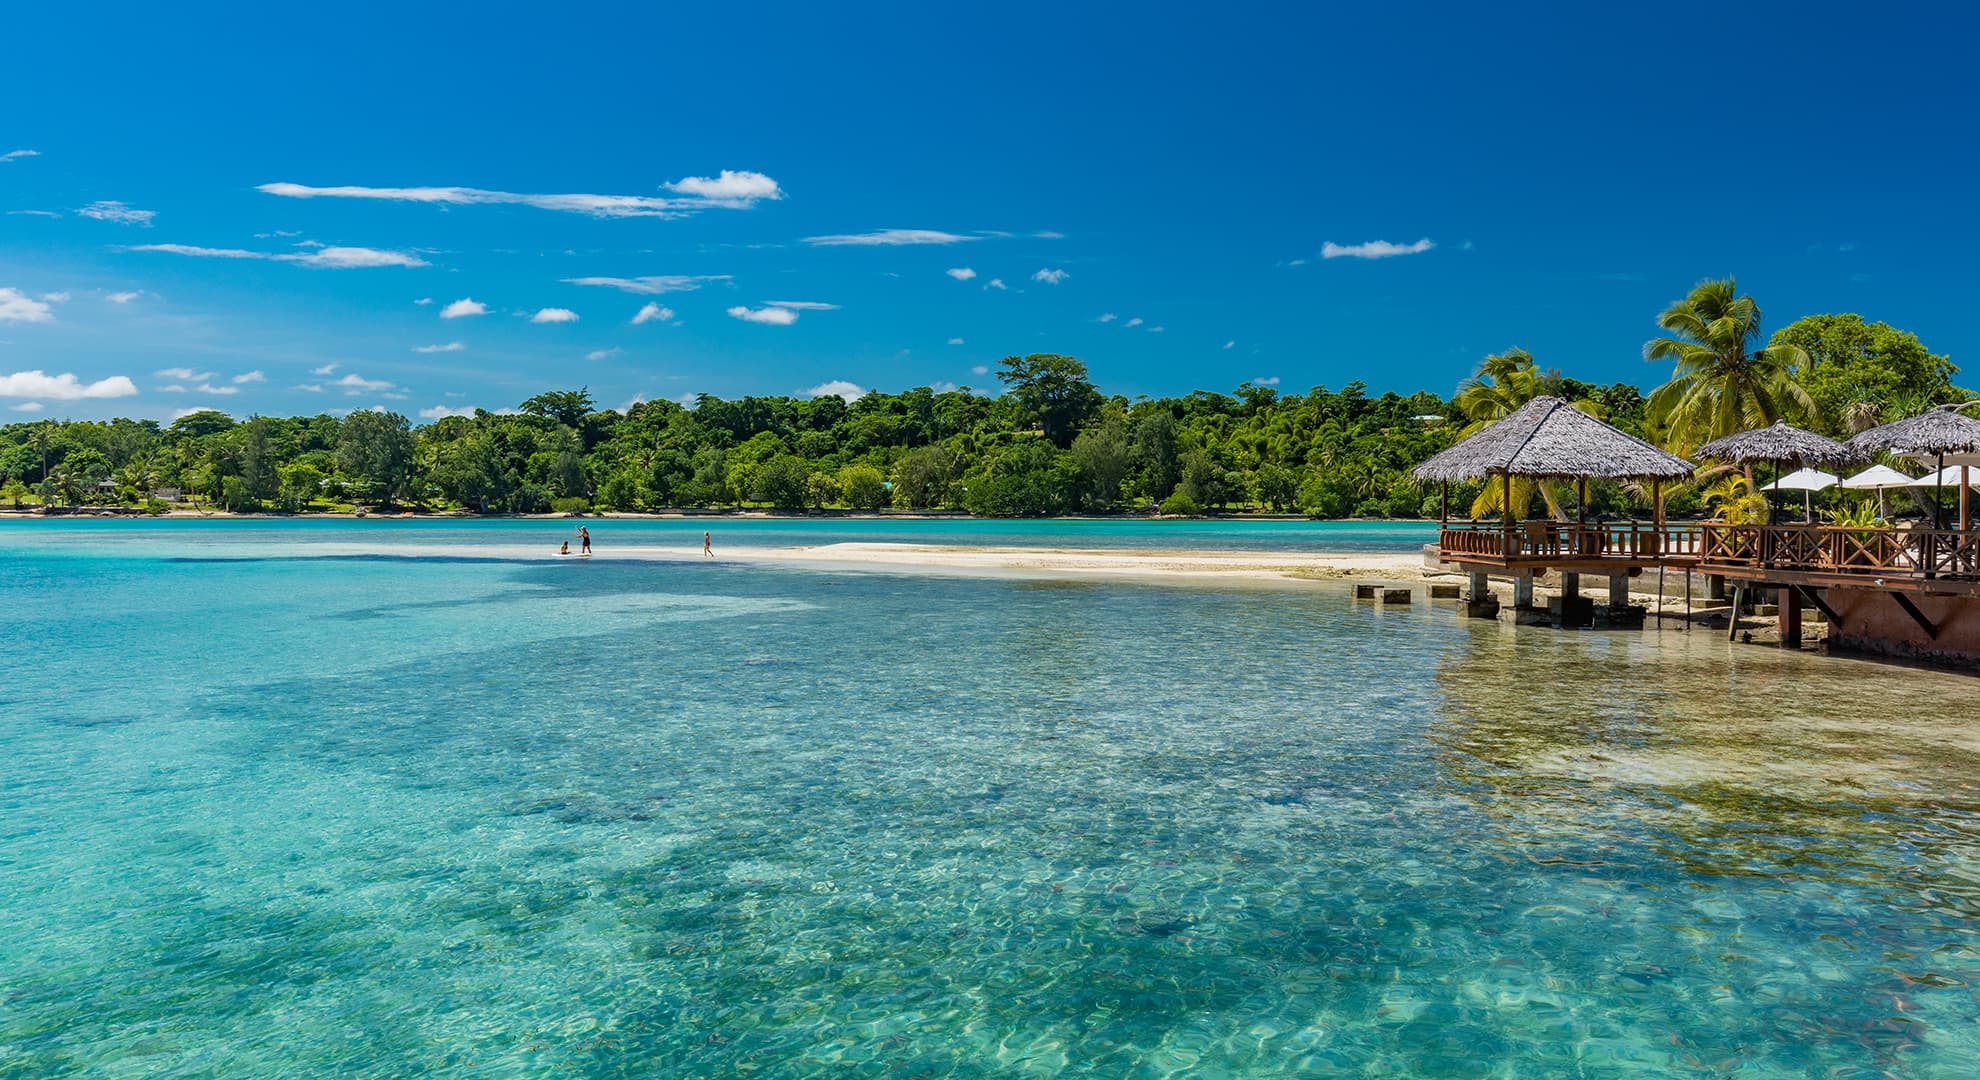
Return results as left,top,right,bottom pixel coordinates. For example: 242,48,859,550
1,543,1978,1076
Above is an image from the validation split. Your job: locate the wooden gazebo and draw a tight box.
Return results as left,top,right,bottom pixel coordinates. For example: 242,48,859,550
1414,396,1698,574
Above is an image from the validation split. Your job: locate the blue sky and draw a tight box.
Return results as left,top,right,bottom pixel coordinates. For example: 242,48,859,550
3,2,1975,422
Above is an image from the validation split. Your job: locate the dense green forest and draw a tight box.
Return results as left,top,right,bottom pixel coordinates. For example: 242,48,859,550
2,289,1964,520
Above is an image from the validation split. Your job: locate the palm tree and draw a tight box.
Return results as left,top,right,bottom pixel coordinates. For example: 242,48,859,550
1454,348,1602,520
1645,278,1813,464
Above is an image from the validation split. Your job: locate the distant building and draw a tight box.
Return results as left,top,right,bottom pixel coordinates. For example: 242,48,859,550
152,487,183,501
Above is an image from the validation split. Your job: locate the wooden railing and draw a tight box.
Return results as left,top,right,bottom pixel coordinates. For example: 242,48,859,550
1698,524,1980,579
1436,522,1702,563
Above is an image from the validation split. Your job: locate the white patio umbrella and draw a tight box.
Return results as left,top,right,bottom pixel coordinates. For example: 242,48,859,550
1840,464,1915,489
1905,466,1980,488
1765,468,1837,521
1841,463,1914,520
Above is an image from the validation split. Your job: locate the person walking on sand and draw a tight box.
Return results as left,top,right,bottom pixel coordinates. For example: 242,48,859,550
579,525,591,556
703,531,713,558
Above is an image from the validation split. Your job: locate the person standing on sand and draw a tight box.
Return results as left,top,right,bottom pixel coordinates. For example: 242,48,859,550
703,531,713,557
579,525,591,556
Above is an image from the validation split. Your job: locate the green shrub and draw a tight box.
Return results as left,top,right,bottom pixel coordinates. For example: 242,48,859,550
551,496,591,515
1159,493,1203,517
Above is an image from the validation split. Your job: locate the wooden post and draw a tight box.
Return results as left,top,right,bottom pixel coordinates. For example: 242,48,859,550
1502,472,1512,528
1962,465,1971,533
1609,574,1630,609
1577,477,1587,526
1440,480,1449,525
1779,586,1802,646
1653,480,1664,527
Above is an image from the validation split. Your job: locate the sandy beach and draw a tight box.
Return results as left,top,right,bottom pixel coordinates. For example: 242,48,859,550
763,542,1432,582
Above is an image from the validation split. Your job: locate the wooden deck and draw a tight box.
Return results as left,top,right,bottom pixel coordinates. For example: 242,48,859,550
1696,524,1980,597
1434,522,1700,574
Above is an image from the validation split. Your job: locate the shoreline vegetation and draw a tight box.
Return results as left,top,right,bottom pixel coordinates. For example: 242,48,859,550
3,286,1967,524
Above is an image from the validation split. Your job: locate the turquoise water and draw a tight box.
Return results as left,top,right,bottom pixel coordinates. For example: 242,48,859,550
4,520,1979,1077
0,515,1440,556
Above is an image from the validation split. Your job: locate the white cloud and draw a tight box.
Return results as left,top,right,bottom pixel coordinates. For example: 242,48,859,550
12,401,45,412
663,170,783,204
807,380,866,402
802,229,976,246
1034,230,1065,239
1223,341,1235,350
310,363,340,375
971,364,990,376
530,307,580,323
0,370,139,400
946,267,977,281
194,383,239,395
1098,313,1117,323
1125,317,1143,327
232,370,265,384
419,404,482,420
631,302,673,325
1032,268,1069,285
414,297,434,305
563,274,729,295
985,278,1007,290
40,291,71,303
106,291,142,304
156,385,186,393
1148,325,1165,333
585,348,620,361
764,300,838,311
0,288,55,323
727,305,799,326
1321,237,1435,260
1252,376,1281,385
256,172,781,219
948,337,965,345
413,342,465,353
0,150,39,163
296,384,324,393
9,210,61,218
77,200,155,226
155,367,214,381
124,243,427,268
334,373,394,393
440,298,487,319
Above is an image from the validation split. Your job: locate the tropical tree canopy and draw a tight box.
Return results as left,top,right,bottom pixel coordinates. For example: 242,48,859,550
1644,278,1813,455
1771,313,1968,436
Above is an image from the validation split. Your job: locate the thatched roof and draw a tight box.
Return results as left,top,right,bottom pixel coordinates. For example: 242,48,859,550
1411,396,1694,482
1695,419,1855,467
1848,404,1980,457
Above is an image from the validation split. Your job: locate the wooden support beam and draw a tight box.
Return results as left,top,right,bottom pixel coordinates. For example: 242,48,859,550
1890,592,1940,639
1792,584,1839,624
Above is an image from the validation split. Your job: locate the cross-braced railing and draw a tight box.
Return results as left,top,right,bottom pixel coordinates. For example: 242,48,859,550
1436,522,1701,563
1698,524,1980,580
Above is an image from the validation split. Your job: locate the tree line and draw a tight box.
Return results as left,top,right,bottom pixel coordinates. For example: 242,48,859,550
2,283,1962,520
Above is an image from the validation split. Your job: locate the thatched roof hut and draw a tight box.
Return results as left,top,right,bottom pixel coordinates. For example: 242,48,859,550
1847,404,1980,457
1411,396,1694,483
1849,404,1980,530
1696,420,1854,468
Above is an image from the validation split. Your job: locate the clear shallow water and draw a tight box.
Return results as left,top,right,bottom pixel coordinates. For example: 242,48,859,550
0,515,1440,558
4,521,1980,1077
